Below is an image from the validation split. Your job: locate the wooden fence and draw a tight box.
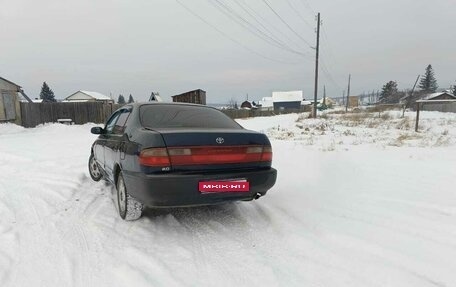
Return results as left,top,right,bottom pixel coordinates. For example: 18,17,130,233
221,107,310,119
20,102,123,128
415,99,456,131
19,102,312,128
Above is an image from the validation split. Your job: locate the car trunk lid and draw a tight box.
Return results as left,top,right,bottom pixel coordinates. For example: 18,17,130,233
140,128,272,172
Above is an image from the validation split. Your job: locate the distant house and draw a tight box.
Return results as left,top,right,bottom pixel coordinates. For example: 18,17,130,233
259,97,273,111
149,92,163,102
348,96,359,108
319,97,336,107
419,92,456,113
404,91,456,106
240,101,252,109
272,91,303,111
0,77,22,124
64,91,114,104
172,89,206,105
422,92,456,101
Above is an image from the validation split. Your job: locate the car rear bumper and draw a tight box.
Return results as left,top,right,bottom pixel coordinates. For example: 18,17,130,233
122,168,277,207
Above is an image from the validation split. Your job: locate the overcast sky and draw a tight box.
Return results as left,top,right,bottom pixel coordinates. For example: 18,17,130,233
1,0,455,103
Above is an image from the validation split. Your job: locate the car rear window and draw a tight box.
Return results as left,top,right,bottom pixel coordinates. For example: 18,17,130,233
140,105,242,129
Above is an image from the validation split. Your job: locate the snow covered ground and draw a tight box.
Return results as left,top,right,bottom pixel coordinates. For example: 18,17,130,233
1,110,456,287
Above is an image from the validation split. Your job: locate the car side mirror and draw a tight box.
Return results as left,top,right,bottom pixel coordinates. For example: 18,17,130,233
91,127,105,135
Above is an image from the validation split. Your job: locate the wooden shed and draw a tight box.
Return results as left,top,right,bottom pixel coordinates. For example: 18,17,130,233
420,92,456,113
172,89,206,105
0,77,22,124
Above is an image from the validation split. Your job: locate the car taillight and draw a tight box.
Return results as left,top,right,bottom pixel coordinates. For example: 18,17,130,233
139,148,170,167
166,145,272,166
261,146,273,162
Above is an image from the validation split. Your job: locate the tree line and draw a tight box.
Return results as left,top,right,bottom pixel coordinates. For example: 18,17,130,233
117,94,134,104
379,64,454,104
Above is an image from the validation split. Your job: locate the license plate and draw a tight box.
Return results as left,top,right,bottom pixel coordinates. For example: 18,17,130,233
199,179,250,193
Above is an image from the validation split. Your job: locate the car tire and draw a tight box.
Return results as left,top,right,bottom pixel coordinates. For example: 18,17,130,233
88,153,103,182
116,172,143,221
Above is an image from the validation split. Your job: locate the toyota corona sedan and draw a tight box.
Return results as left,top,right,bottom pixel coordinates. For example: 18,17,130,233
88,102,277,220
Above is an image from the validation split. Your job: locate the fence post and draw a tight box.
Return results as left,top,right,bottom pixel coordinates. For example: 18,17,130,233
415,102,420,132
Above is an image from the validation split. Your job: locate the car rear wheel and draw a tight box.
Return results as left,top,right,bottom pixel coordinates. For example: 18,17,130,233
88,154,102,182
116,172,144,221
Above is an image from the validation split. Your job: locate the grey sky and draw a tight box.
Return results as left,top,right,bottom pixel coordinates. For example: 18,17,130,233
1,0,454,103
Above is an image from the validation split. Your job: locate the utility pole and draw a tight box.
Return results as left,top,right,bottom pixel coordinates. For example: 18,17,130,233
403,75,421,117
345,74,351,112
323,85,326,105
313,12,321,118
410,75,420,98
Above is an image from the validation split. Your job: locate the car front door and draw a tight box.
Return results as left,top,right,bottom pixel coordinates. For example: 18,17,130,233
104,109,131,181
100,111,122,178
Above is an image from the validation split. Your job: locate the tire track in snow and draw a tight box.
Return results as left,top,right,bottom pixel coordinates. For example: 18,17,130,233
138,204,286,286
7,194,68,286
4,173,106,287
52,174,111,287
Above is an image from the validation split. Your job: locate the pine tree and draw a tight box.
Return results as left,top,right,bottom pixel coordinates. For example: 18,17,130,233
128,94,134,103
379,81,398,103
453,85,456,97
117,94,126,104
418,65,438,93
39,82,56,102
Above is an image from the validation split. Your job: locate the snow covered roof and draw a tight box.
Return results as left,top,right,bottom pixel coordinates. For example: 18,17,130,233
319,97,336,104
259,97,273,108
272,91,303,103
66,90,112,101
150,93,163,102
80,91,111,100
422,92,456,101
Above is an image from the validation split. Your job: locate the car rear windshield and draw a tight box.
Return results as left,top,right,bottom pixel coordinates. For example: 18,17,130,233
140,105,242,129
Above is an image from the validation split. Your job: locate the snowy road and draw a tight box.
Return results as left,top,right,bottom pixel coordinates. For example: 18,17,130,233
1,112,456,287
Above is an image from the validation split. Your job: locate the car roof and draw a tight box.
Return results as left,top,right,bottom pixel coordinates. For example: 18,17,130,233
114,102,218,114
127,102,215,109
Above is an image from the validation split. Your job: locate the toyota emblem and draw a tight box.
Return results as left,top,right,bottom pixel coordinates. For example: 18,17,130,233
216,137,225,144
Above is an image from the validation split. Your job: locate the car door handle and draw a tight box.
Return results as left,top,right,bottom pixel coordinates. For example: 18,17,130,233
120,142,126,159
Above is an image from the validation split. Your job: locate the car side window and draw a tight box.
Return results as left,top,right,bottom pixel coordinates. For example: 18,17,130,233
112,110,131,135
105,112,121,134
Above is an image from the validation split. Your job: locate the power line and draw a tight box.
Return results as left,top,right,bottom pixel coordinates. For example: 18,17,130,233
320,58,342,90
298,0,316,16
260,0,314,48
233,0,305,51
284,0,314,30
208,0,310,57
320,26,339,67
175,0,297,64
